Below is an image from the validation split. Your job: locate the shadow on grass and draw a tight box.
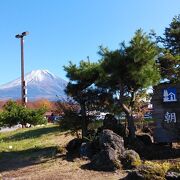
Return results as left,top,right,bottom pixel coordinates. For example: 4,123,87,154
0,146,59,172
1,126,62,142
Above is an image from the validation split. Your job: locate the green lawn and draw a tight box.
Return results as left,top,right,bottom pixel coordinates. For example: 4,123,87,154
0,124,62,152
0,124,65,172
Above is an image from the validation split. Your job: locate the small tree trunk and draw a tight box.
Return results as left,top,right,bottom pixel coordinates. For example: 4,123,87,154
121,103,136,139
119,86,136,139
80,101,88,139
126,113,136,139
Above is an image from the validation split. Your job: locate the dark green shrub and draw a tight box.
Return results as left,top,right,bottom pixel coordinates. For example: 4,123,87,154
0,100,47,127
57,102,81,137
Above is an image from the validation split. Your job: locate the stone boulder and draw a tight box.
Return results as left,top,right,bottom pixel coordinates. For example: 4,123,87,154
66,138,83,155
136,133,153,145
103,114,118,130
121,170,144,180
89,129,125,171
126,138,145,155
90,146,121,171
80,142,93,158
165,171,180,180
103,114,126,136
121,150,141,169
99,129,125,154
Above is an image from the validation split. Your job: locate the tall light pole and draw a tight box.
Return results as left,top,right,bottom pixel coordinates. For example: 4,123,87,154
15,31,29,107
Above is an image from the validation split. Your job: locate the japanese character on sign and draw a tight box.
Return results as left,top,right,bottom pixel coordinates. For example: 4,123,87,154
164,112,176,123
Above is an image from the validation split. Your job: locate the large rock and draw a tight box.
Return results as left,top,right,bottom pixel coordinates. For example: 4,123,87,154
89,129,125,171
126,138,145,155
99,129,125,154
121,150,141,169
165,171,180,180
80,142,93,158
66,138,83,155
136,133,153,145
90,146,121,171
103,114,126,136
103,114,118,130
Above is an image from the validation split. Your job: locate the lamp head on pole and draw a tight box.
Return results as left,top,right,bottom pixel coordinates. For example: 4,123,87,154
15,34,22,38
15,31,29,38
22,31,29,36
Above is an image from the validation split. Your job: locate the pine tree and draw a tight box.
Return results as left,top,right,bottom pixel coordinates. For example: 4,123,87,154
64,60,100,138
98,29,160,139
156,15,180,82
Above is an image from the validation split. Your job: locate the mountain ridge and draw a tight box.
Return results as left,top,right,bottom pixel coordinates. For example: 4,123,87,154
0,70,68,101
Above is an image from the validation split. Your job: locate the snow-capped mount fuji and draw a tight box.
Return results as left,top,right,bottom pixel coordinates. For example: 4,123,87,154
0,70,68,101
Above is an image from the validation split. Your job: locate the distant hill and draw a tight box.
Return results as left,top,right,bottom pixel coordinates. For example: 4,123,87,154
0,70,68,101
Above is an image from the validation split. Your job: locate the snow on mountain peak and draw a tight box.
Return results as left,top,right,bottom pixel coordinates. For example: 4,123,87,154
26,69,57,82
0,69,67,90
0,69,68,100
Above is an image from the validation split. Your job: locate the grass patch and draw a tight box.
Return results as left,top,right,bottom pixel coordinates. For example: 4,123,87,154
0,124,62,152
138,161,180,180
0,124,67,172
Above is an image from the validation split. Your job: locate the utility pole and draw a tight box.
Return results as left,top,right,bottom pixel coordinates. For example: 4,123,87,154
15,31,29,107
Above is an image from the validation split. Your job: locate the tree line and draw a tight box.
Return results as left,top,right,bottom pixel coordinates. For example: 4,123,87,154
63,15,180,139
0,15,179,136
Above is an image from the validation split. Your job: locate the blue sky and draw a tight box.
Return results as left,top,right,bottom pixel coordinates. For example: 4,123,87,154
0,0,179,84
